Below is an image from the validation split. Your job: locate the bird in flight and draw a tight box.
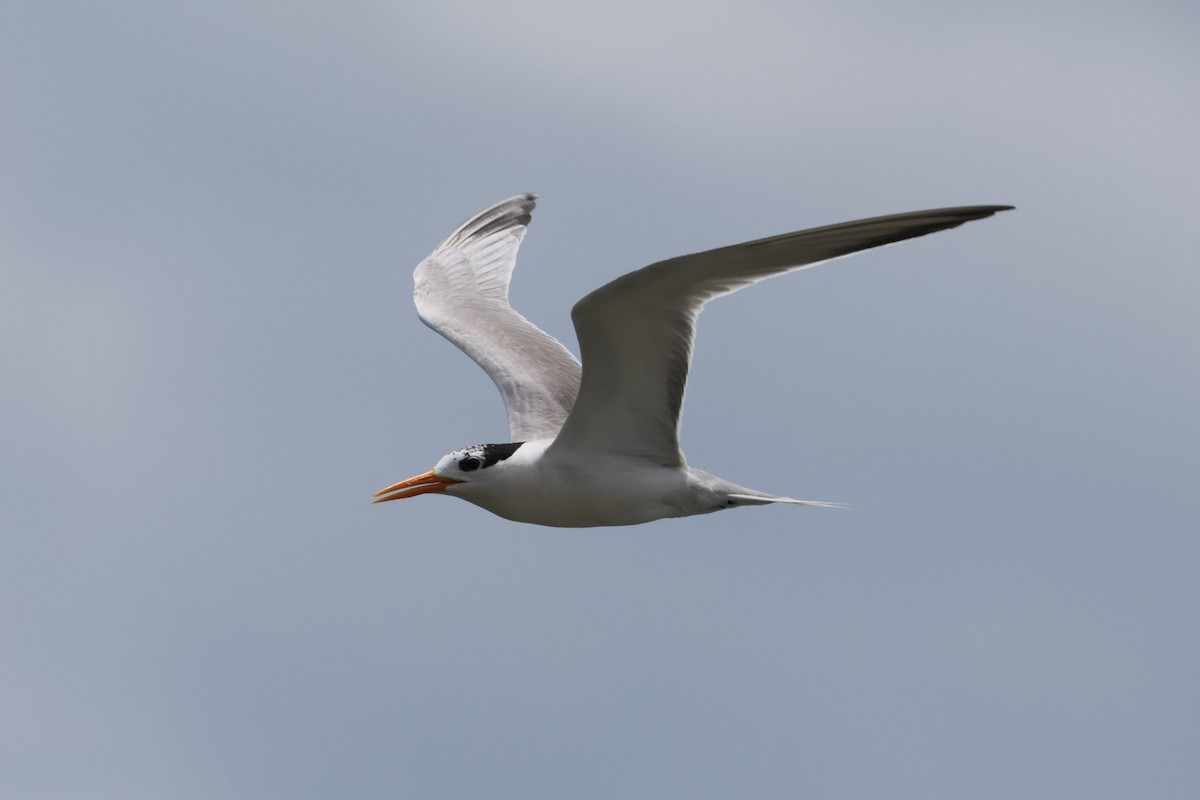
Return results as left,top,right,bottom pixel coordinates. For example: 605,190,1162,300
374,194,1011,527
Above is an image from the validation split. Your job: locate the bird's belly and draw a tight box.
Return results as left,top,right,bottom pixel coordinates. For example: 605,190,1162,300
463,467,700,528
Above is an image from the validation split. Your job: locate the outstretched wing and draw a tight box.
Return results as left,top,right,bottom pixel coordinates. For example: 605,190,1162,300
413,194,581,441
548,205,1013,466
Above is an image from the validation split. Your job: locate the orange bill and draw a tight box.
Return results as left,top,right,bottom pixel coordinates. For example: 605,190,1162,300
372,470,462,503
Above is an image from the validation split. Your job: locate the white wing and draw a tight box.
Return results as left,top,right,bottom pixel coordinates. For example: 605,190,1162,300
413,194,581,441
548,205,1013,466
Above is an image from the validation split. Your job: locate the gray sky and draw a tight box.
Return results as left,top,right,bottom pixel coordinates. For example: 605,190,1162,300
3,1,1198,797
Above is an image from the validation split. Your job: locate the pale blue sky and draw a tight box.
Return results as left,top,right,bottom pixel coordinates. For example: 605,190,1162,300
3,1,1198,797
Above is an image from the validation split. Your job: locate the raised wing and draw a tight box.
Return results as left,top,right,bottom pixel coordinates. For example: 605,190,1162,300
413,194,581,441
548,205,1013,466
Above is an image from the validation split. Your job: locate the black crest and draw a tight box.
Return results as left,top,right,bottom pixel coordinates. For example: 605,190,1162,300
457,442,524,472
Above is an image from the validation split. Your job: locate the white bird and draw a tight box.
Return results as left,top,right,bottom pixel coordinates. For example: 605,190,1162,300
375,194,1011,527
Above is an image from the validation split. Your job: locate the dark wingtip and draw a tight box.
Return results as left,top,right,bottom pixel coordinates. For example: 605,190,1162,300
442,194,540,248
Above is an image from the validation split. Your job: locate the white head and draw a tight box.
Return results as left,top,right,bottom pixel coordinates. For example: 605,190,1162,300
372,442,526,503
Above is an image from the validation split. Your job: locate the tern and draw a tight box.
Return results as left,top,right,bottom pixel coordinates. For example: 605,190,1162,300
374,194,1011,527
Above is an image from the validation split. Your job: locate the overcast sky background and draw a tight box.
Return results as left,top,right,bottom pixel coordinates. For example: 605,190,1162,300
3,1,1198,798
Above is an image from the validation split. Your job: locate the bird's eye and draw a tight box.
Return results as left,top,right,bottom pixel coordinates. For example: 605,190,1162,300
459,456,482,472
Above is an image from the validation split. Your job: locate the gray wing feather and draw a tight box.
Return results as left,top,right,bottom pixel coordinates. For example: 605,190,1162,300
549,205,1013,465
413,194,581,441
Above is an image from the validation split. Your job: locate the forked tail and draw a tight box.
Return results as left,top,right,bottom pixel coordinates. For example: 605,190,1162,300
726,493,848,509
